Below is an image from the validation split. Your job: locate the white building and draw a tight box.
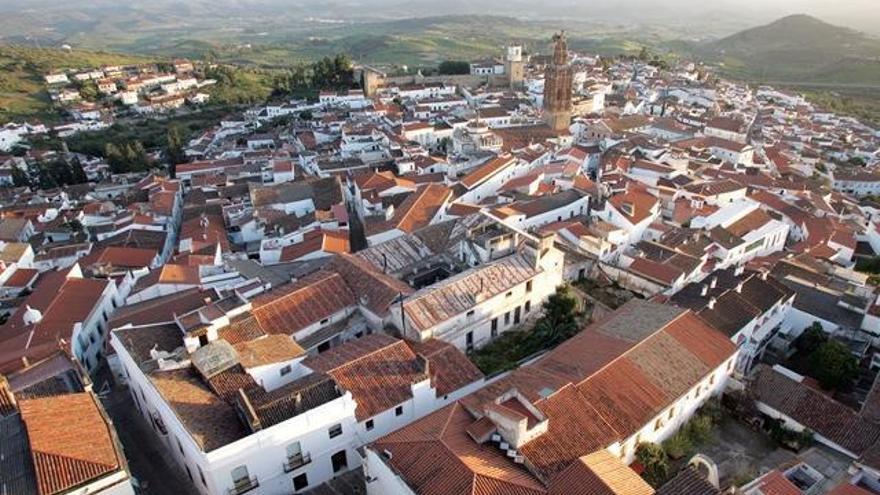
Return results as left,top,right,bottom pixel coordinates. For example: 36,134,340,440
365,300,738,494
111,322,484,495
393,232,564,352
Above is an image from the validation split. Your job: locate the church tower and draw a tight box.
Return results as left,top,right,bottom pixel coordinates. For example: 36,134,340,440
543,32,573,132
505,45,524,89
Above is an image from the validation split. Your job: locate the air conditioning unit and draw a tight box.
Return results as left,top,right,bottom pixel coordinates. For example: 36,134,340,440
499,442,509,450
506,449,517,458
491,433,501,442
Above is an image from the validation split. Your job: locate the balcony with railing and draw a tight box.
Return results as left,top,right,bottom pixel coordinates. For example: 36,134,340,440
227,476,259,495
283,452,312,473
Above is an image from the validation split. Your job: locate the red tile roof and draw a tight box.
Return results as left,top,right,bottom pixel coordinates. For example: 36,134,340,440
303,334,429,420
460,155,517,189
19,393,121,495
249,270,356,336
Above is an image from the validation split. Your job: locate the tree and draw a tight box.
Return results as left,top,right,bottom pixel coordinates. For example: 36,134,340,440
635,442,669,487
795,322,827,354
298,110,313,121
533,285,580,346
809,339,859,391
165,124,186,177
438,60,470,75
10,166,30,187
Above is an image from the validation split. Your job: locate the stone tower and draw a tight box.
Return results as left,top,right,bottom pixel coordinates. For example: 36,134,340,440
543,32,573,132
505,45,524,89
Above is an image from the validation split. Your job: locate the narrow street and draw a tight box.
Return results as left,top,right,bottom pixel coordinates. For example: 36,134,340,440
101,384,198,495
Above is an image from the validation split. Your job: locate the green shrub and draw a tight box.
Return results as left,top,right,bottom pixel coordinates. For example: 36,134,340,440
636,442,669,488
662,431,692,460
687,414,715,444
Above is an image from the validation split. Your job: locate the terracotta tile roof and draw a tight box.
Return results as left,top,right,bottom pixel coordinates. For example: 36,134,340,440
725,208,773,238
1,272,111,374
249,270,356,336
80,246,157,270
389,300,737,485
279,229,350,262
752,365,880,456
303,334,429,420
4,268,38,287
218,314,267,345
402,253,539,332
748,470,802,495
460,155,517,189
329,254,413,317
233,335,305,368
549,450,654,495
131,263,200,294
406,339,484,397
656,467,722,495
392,184,452,233
608,190,658,225
628,257,683,286
149,368,248,451
18,393,121,495
827,484,875,495
110,288,220,329
372,402,546,495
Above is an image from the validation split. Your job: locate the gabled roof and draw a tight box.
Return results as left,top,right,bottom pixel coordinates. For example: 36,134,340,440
248,270,356,336
607,190,659,225
752,365,880,456
460,155,517,189
391,184,452,233
18,393,122,495
375,300,735,492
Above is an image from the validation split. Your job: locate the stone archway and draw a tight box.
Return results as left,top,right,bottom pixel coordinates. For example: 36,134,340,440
688,453,720,488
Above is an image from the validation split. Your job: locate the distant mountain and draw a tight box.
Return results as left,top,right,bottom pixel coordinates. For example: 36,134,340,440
698,14,880,84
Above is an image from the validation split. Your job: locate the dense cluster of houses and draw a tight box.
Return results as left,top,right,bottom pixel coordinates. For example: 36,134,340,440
0,34,879,495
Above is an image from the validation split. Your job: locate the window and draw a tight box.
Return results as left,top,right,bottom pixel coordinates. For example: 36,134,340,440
395,406,403,416
331,450,348,473
293,473,309,492
466,310,475,318
526,280,533,293
504,312,510,325
491,318,498,338
668,407,675,420
177,437,185,456
506,291,512,298
231,465,250,485
654,419,663,431
198,466,207,486
185,465,193,482
280,365,292,376
525,300,531,313
328,424,343,439
365,419,374,431
320,318,329,325
709,373,715,385
466,331,474,353
514,306,521,325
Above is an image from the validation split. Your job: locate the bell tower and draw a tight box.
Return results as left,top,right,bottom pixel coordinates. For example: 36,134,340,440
505,45,524,89
543,32,573,132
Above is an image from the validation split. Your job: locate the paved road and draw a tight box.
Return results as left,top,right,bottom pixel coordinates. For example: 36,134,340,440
101,386,198,495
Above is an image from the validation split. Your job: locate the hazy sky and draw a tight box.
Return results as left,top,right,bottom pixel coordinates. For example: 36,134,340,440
0,0,878,35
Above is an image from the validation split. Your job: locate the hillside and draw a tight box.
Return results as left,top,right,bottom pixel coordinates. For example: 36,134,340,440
698,14,880,85
0,45,152,122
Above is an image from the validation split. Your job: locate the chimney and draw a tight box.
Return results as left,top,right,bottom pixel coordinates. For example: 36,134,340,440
734,264,745,276
707,297,716,310
735,281,744,293
760,270,768,281
709,277,717,289
700,284,708,297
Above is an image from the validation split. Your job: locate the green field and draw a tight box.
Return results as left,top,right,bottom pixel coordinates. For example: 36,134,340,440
0,45,152,123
